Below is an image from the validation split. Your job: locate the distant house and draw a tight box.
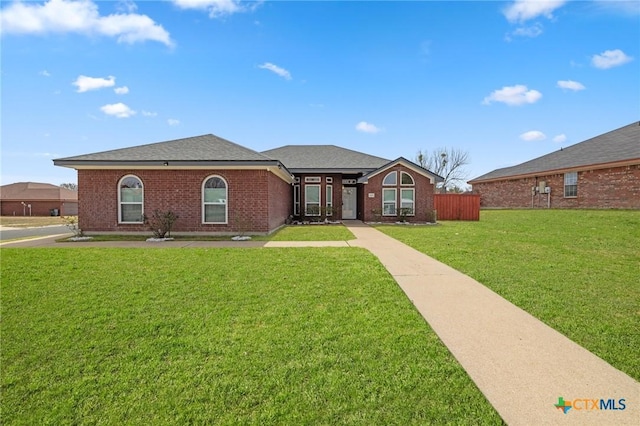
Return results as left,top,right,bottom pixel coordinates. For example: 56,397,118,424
0,182,78,216
53,135,442,234
468,122,640,209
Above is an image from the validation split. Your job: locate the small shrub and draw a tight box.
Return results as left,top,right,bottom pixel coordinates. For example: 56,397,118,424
398,207,413,223
371,208,382,222
145,210,179,239
62,216,84,237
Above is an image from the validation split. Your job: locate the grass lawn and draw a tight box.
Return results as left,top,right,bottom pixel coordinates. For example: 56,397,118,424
1,248,501,424
377,209,640,381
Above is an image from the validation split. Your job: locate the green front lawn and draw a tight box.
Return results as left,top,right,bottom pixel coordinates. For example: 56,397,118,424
377,210,640,381
1,248,501,424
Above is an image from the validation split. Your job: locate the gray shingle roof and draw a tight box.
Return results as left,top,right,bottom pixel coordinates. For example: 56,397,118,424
262,145,390,172
469,122,640,183
54,134,275,163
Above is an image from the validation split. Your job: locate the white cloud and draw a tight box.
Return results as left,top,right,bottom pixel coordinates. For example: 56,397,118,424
116,0,138,13
482,85,542,106
73,75,115,92
100,102,136,118
167,118,180,126
114,86,129,94
39,70,51,77
258,62,292,80
0,0,173,46
355,121,381,134
557,80,585,91
172,0,258,18
142,110,158,117
503,0,566,23
591,49,633,69
553,134,567,143
520,130,546,141
507,23,543,40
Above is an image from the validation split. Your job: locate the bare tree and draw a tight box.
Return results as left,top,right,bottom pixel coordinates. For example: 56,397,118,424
60,182,78,191
415,147,470,193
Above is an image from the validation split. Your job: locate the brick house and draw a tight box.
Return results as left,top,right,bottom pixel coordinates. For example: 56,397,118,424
54,135,442,234
0,182,78,216
468,122,640,209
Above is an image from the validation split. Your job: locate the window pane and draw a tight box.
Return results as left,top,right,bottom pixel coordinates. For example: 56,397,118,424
205,177,226,189
401,172,414,185
121,188,142,203
383,189,396,202
401,189,414,204
383,203,396,215
121,204,142,222
121,177,142,189
305,186,320,203
205,205,226,223
383,171,397,186
326,185,333,206
204,188,226,203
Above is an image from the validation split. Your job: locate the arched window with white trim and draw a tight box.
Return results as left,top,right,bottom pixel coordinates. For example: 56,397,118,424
401,171,415,186
203,176,228,224
382,171,397,186
118,175,144,223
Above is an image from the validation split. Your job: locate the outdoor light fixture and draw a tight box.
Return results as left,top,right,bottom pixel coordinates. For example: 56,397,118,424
163,161,169,166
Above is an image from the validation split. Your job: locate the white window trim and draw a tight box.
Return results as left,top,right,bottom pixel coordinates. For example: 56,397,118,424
305,184,321,216
382,188,397,216
305,176,321,183
564,172,578,198
294,184,301,216
382,171,397,186
202,175,228,224
400,188,415,216
326,184,333,216
118,174,144,224
326,177,333,183
400,171,415,186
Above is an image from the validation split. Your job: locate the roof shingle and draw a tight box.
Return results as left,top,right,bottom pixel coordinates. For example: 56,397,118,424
262,145,390,171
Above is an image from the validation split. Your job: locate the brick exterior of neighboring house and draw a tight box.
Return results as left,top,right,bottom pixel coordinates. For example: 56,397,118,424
469,122,640,209
54,135,442,234
1,182,78,216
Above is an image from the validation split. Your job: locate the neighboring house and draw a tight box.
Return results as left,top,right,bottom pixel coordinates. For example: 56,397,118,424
468,122,640,209
53,135,442,234
0,182,78,216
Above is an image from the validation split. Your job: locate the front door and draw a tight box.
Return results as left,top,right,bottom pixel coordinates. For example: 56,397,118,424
342,187,357,219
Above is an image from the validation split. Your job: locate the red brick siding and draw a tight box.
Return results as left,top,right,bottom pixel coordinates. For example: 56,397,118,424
267,172,293,231
78,169,290,233
362,165,435,222
0,200,77,216
473,165,640,209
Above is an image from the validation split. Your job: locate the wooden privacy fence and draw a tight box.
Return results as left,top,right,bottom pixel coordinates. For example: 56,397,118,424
434,194,480,221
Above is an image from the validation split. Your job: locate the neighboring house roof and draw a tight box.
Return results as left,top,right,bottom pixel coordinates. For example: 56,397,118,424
0,182,78,201
262,145,390,173
54,134,294,182
469,121,640,184
358,157,444,184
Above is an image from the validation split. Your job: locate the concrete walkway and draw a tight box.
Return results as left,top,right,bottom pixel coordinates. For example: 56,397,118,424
343,221,639,425
3,223,639,425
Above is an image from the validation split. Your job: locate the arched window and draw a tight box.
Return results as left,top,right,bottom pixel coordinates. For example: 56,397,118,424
382,171,397,186
118,175,143,223
203,176,228,224
401,172,415,186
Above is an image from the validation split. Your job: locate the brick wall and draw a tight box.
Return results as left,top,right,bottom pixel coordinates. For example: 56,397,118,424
361,165,435,222
78,169,291,233
267,172,293,231
1,200,76,216
473,164,640,209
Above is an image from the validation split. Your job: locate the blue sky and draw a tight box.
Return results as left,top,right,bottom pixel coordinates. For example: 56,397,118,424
1,0,638,186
